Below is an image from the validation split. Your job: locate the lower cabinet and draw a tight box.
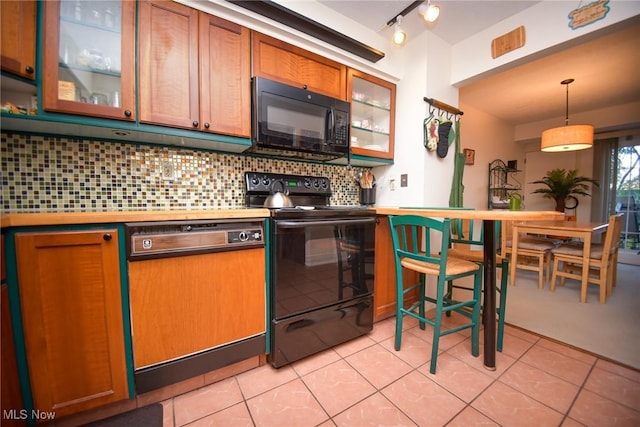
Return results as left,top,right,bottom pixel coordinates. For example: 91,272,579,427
374,216,419,321
15,229,129,419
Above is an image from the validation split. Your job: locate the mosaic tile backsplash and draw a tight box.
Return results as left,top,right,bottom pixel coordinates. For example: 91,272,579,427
1,132,364,213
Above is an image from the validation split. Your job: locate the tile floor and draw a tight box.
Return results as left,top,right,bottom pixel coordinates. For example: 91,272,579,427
158,315,640,427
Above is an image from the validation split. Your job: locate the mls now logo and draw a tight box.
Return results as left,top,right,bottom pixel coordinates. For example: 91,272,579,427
3,409,56,421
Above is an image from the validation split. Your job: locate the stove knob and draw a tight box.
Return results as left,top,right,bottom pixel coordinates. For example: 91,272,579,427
251,176,260,186
238,231,249,242
321,179,328,189
313,179,319,188
304,178,312,188
262,177,270,187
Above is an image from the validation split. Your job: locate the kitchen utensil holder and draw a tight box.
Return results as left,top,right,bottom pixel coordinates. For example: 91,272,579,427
359,188,376,205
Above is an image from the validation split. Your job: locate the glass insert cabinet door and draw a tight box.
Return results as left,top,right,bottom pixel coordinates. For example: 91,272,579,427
43,0,135,121
348,69,396,160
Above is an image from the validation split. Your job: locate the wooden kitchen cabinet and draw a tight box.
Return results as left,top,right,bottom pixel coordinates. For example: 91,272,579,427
15,229,129,419
42,0,136,121
138,0,251,137
348,69,396,160
252,32,347,100
1,0,36,80
373,216,419,321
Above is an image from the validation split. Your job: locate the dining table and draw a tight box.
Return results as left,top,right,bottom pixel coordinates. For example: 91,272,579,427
510,220,610,302
375,207,565,370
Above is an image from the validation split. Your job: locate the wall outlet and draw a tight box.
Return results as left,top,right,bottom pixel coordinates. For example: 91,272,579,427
161,161,174,181
400,174,408,187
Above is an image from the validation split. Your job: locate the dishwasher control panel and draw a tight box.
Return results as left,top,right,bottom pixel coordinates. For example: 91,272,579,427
125,219,264,260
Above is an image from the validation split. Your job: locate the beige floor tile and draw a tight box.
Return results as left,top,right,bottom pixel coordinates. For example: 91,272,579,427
235,364,297,399
568,389,640,426
583,366,640,411
332,392,417,426
472,381,564,426
594,359,640,382
521,344,593,386
379,332,433,368
503,325,541,343
332,333,377,358
161,399,174,427
246,379,329,427
499,360,580,413
292,347,341,376
419,353,494,403
381,370,466,426
447,406,500,426
173,377,244,426
500,331,537,359
183,402,253,427
446,339,517,378
366,317,396,342
302,359,376,416
344,343,412,389
537,338,598,365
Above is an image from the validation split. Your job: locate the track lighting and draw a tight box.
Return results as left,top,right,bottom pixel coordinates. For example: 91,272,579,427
418,0,440,23
392,15,407,45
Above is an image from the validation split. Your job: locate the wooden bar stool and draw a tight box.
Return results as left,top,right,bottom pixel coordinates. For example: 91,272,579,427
388,215,483,374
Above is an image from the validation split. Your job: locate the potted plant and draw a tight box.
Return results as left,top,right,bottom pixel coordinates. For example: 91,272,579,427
530,168,599,212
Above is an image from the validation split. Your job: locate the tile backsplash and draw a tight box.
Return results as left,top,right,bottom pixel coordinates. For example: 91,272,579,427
1,132,363,213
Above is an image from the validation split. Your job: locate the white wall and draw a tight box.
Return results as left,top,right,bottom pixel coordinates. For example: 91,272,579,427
373,30,458,208
456,103,525,210
451,0,640,85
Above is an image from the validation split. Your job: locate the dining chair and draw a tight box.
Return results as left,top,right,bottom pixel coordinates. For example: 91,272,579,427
447,218,509,352
550,213,623,303
388,215,483,374
502,220,557,289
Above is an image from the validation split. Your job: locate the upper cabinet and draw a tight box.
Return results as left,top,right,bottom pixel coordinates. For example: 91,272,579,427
1,0,37,80
42,0,136,121
348,69,396,160
138,0,251,137
252,32,346,100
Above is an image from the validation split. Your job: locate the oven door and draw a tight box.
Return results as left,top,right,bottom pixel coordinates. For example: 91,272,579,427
271,216,375,320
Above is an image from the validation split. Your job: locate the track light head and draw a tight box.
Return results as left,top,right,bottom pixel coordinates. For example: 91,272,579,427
392,15,407,45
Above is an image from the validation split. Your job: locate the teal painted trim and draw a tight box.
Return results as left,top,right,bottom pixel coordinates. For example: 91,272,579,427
2,229,36,426
264,220,271,355
35,0,44,118
1,113,252,148
115,223,136,398
350,154,394,165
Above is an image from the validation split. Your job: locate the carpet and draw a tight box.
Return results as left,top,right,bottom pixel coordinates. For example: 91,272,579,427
504,263,640,370
83,403,163,427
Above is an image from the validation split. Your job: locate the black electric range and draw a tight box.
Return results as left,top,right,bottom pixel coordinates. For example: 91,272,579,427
245,171,375,367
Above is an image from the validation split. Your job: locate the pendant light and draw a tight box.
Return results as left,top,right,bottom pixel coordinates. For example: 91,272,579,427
541,78,594,152
392,15,407,45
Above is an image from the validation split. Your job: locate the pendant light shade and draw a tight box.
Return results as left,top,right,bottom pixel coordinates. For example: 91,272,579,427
541,79,594,152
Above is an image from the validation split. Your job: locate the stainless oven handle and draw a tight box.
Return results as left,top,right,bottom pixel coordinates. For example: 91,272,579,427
275,217,375,228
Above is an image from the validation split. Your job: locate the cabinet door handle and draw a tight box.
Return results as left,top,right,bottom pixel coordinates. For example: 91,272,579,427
25,65,34,74
204,122,210,129
192,120,199,128
103,233,112,241
124,110,132,117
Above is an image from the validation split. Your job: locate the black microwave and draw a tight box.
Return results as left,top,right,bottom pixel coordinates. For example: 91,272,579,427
248,77,350,161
